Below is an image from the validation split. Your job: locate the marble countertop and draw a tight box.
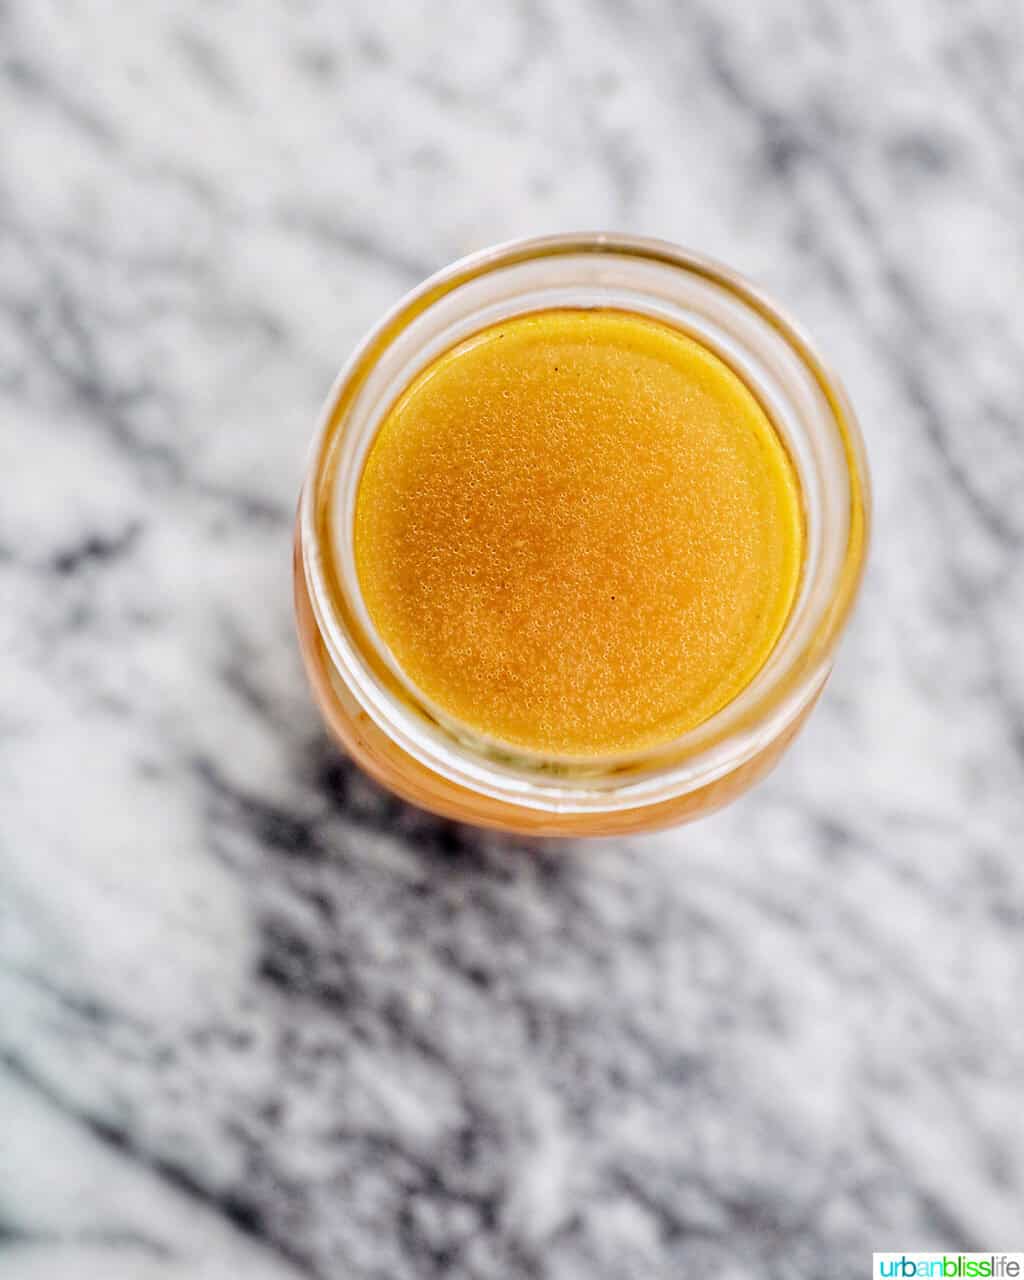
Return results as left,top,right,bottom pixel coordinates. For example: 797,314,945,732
2,2,1023,1276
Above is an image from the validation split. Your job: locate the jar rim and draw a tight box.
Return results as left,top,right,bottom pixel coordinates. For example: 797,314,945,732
299,232,870,813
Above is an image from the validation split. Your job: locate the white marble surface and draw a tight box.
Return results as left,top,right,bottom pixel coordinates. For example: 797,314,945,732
2,2,1024,1276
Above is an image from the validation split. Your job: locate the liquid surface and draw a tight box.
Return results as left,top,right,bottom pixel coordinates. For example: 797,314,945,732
353,309,803,757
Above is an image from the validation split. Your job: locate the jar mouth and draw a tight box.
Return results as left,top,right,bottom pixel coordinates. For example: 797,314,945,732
299,233,870,813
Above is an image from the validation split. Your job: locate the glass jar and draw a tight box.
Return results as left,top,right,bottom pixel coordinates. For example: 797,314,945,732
294,233,870,836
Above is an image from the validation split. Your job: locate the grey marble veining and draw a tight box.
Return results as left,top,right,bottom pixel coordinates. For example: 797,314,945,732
2,1,1023,1277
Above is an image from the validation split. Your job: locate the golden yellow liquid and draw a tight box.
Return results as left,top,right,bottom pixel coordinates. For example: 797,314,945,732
354,309,803,757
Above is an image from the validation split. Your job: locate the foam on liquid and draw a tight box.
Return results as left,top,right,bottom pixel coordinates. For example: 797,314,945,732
354,308,803,757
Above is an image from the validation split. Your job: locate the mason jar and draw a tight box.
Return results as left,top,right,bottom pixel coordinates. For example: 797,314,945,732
294,233,870,836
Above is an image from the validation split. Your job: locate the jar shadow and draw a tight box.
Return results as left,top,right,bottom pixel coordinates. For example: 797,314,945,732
304,730,572,874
